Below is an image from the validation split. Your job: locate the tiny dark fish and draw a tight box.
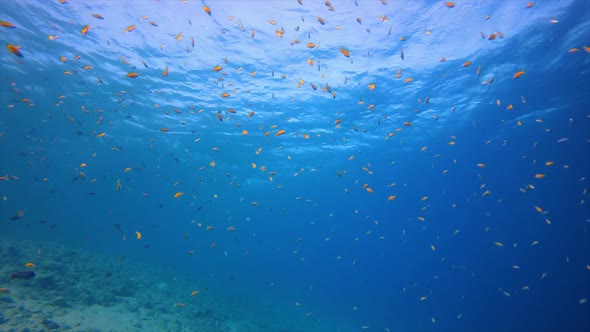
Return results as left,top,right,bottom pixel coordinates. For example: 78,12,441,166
113,224,124,235
400,48,404,60
10,215,20,221
144,244,151,248
39,220,49,224
10,271,36,280
87,192,96,195
72,176,79,182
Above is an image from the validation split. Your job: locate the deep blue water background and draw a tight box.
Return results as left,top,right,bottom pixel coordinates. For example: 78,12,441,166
1,1,590,331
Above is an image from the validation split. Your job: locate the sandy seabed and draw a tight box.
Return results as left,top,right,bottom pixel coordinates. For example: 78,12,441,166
0,239,303,332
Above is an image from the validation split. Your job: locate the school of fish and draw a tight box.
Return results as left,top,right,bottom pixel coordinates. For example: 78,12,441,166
1,0,589,331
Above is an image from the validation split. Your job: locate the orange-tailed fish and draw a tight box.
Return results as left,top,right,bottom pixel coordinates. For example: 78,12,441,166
0,21,16,28
6,44,23,57
513,70,525,79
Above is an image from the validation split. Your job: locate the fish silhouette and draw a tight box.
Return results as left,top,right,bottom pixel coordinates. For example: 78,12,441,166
10,271,36,280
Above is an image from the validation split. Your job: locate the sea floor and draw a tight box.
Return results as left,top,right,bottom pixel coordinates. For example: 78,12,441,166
0,239,336,332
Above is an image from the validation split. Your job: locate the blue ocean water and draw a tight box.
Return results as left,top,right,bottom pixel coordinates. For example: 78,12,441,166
1,0,589,331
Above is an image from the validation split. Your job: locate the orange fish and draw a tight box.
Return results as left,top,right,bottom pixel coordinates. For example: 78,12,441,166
216,111,223,121
513,70,525,79
92,13,104,19
203,6,212,15
445,2,455,8
174,192,184,199
175,32,183,42
403,121,412,126
162,65,169,77
125,25,136,32
534,174,546,179
213,65,222,72
24,262,35,268
0,21,16,28
275,129,286,136
462,61,472,67
368,83,376,90
6,44,23,57
81,25,90,35
317,17,325,25
127,72,139,78
340,48,350,58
